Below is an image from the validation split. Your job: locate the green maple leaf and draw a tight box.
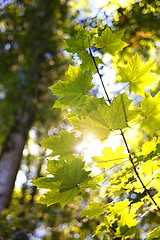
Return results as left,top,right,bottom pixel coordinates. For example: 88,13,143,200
53,158,90,192
46,158,66,174
93,145,128,169
70,93,136,140
50,65,93,109
65,30,90,53
40,130,81,158
110,199,130,216
139,91,160,135
81,201,107,218
116,208,137,234
68,96,106,117
79,52,103,73
94,27,128,55
40,188,80,207
33,158,91,207
32,177,60,190
70,115,110,141
119,54,158,96
107,93,136,129
65,28,96,53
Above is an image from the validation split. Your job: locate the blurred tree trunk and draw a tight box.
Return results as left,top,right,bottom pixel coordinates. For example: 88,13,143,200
0,109,35,212
0,0,69,213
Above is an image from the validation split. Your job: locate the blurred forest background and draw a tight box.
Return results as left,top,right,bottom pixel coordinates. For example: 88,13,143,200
0,0,160,239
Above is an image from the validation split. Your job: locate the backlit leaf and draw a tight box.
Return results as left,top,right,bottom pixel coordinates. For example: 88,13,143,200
94,27,128,55
81,201,107,218
40,130,81,158
119,54,158,96
93,145,128,170
33,158,91,207
40,188,80,207
65,29,95,53
50,65,93,109
140,91,160,135
116,208,137,237
53,158,91,192
32,177,60,190
70,93,137,140
79,52,103,73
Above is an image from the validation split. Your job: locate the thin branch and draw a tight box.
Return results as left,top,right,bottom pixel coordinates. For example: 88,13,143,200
89,47,160,211
89,48,111,104
120,129,160,211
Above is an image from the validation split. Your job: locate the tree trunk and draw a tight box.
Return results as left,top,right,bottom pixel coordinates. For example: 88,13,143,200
0,0,68,213
0,109,35,212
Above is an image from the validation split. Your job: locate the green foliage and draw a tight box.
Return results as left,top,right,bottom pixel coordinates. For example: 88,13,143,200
146,227,160,240
33,23,160,240
118,53,159,96
50,65,93,109
81,201,107,218
139,91,160,135
93,145,128,169
94,27,128,55
70,93,137,140
65,29,93,53
32,157,91,207
40,130,81,158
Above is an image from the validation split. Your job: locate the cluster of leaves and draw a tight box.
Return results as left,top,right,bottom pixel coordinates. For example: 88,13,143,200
33,26,160,239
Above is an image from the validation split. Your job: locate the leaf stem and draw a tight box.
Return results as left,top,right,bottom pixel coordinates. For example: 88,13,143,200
89,48,111,104
89,47,160,211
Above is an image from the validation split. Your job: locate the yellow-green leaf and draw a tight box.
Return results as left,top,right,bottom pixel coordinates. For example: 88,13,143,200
140,91,160,135
65,29,93,53
70,93,137,140
40,188,80,207
93,145,128,170
50,65,93,109
119,54,158,96
81,201,107,218
94,27,128,55
79,52,103,73
40,130,81,158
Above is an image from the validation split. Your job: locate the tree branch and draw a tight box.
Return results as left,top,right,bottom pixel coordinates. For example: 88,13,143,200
89,48,111,104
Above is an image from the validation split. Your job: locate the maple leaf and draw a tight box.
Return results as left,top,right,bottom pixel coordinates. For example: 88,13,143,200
46,158,66,174
81,201,107,218
139,91,160,135
50,65,93,109
40,130,81,158
53,158,91,192
94,27,128,55
119,54,158,96
68,96,106,117
32,177,60,190
33,158,91,207
65,28,96,53
40,188,80,207
93,145,128,169
109,199,130,216
70,93,137,140
79,52,103,73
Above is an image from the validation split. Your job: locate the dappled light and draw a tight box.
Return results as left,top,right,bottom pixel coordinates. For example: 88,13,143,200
1,0,160,239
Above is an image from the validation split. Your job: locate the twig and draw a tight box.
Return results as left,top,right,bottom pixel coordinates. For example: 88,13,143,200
89,48,111,104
